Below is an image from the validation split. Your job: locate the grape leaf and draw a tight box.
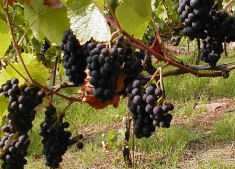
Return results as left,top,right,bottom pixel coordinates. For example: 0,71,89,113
0,95,10,126
0,20,11,58
132,0,152,19
80,75,120,109
116,0,150,39
0,4,3,13
0,53,50,86
67,0,111,44
59,63,65,76
24,0,70,45
93,0,104,11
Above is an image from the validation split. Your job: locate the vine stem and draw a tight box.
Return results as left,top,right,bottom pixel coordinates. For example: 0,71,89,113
55,101,74,125
50,56,59,104
17,18,37,46
49,82,74,92
104,0,121,31
2,58,30,83
0,132,19,158
103,13,234,78
144,62,169,88
123,110,132,167
3,1,33,83
223,0,235,11
32,79,82,102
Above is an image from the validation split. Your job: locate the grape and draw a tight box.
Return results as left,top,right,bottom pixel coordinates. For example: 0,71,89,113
61,30,88,86
39,106,77,168
87,42,121,102
0,78,46,169
127,76,155,139
41,41,50,53
77,142,84,149
178,0,235,66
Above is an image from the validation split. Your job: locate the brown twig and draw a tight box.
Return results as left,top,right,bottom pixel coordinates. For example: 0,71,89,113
223,0,235,11
104,0,121,31
2,58,30,83
150,64,235,79
123,110,132,167
32,79,82,102
56,101,74,124
50,56,59,103
103,13,235,78
49,82,75,92
3,1,33,82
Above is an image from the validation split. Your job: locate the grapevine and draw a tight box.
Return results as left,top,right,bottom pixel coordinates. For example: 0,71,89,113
0,0,234,168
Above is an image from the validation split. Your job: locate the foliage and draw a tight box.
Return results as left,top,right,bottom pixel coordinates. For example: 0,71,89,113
0,20,11,57
0,0,234,168
0,53,50,86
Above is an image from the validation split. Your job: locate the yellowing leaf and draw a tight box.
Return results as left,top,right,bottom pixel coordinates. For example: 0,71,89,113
67,0,111,44
0,20,11,57
0,53,50,86
0,95,10,126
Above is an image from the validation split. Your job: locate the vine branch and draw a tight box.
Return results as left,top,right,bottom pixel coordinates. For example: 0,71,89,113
223,0,235,11
104,13,235,78
3,0,33,83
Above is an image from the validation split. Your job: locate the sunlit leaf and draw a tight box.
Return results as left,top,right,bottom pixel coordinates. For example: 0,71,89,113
116,0,150,39
24,0,70,45
0,20,11,57
0,95,10,126
66,0,111,44
0,53,50,86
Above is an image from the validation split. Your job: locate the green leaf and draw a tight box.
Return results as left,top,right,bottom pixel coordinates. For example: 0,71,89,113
0,95,10,126
67,0,111,44
107,0,118,11
93,0,104,11
132,0,152,19
116,1,150,39
0,20,11,57
155,2,167,21
24,0,70,45
0,5,3,13
0,53,50,86
59,63,65,76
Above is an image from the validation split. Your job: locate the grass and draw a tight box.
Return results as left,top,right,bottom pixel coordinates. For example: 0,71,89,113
210,113,235,143
9,49,235,168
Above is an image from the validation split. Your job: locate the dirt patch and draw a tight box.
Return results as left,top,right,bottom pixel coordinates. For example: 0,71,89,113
172,99,234,131
179,143,235,169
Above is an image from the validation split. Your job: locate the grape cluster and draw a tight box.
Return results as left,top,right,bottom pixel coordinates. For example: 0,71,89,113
144,85,173,128
116,36,145,96
87,42,121,102
0,128,30,169
39,106,76,168
178,0,235,66
178,0,214,39
0,78,45,169
127,77,174,138
200,10,235,66
61,30,88,86
0,79,45,133
128,77,156,138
